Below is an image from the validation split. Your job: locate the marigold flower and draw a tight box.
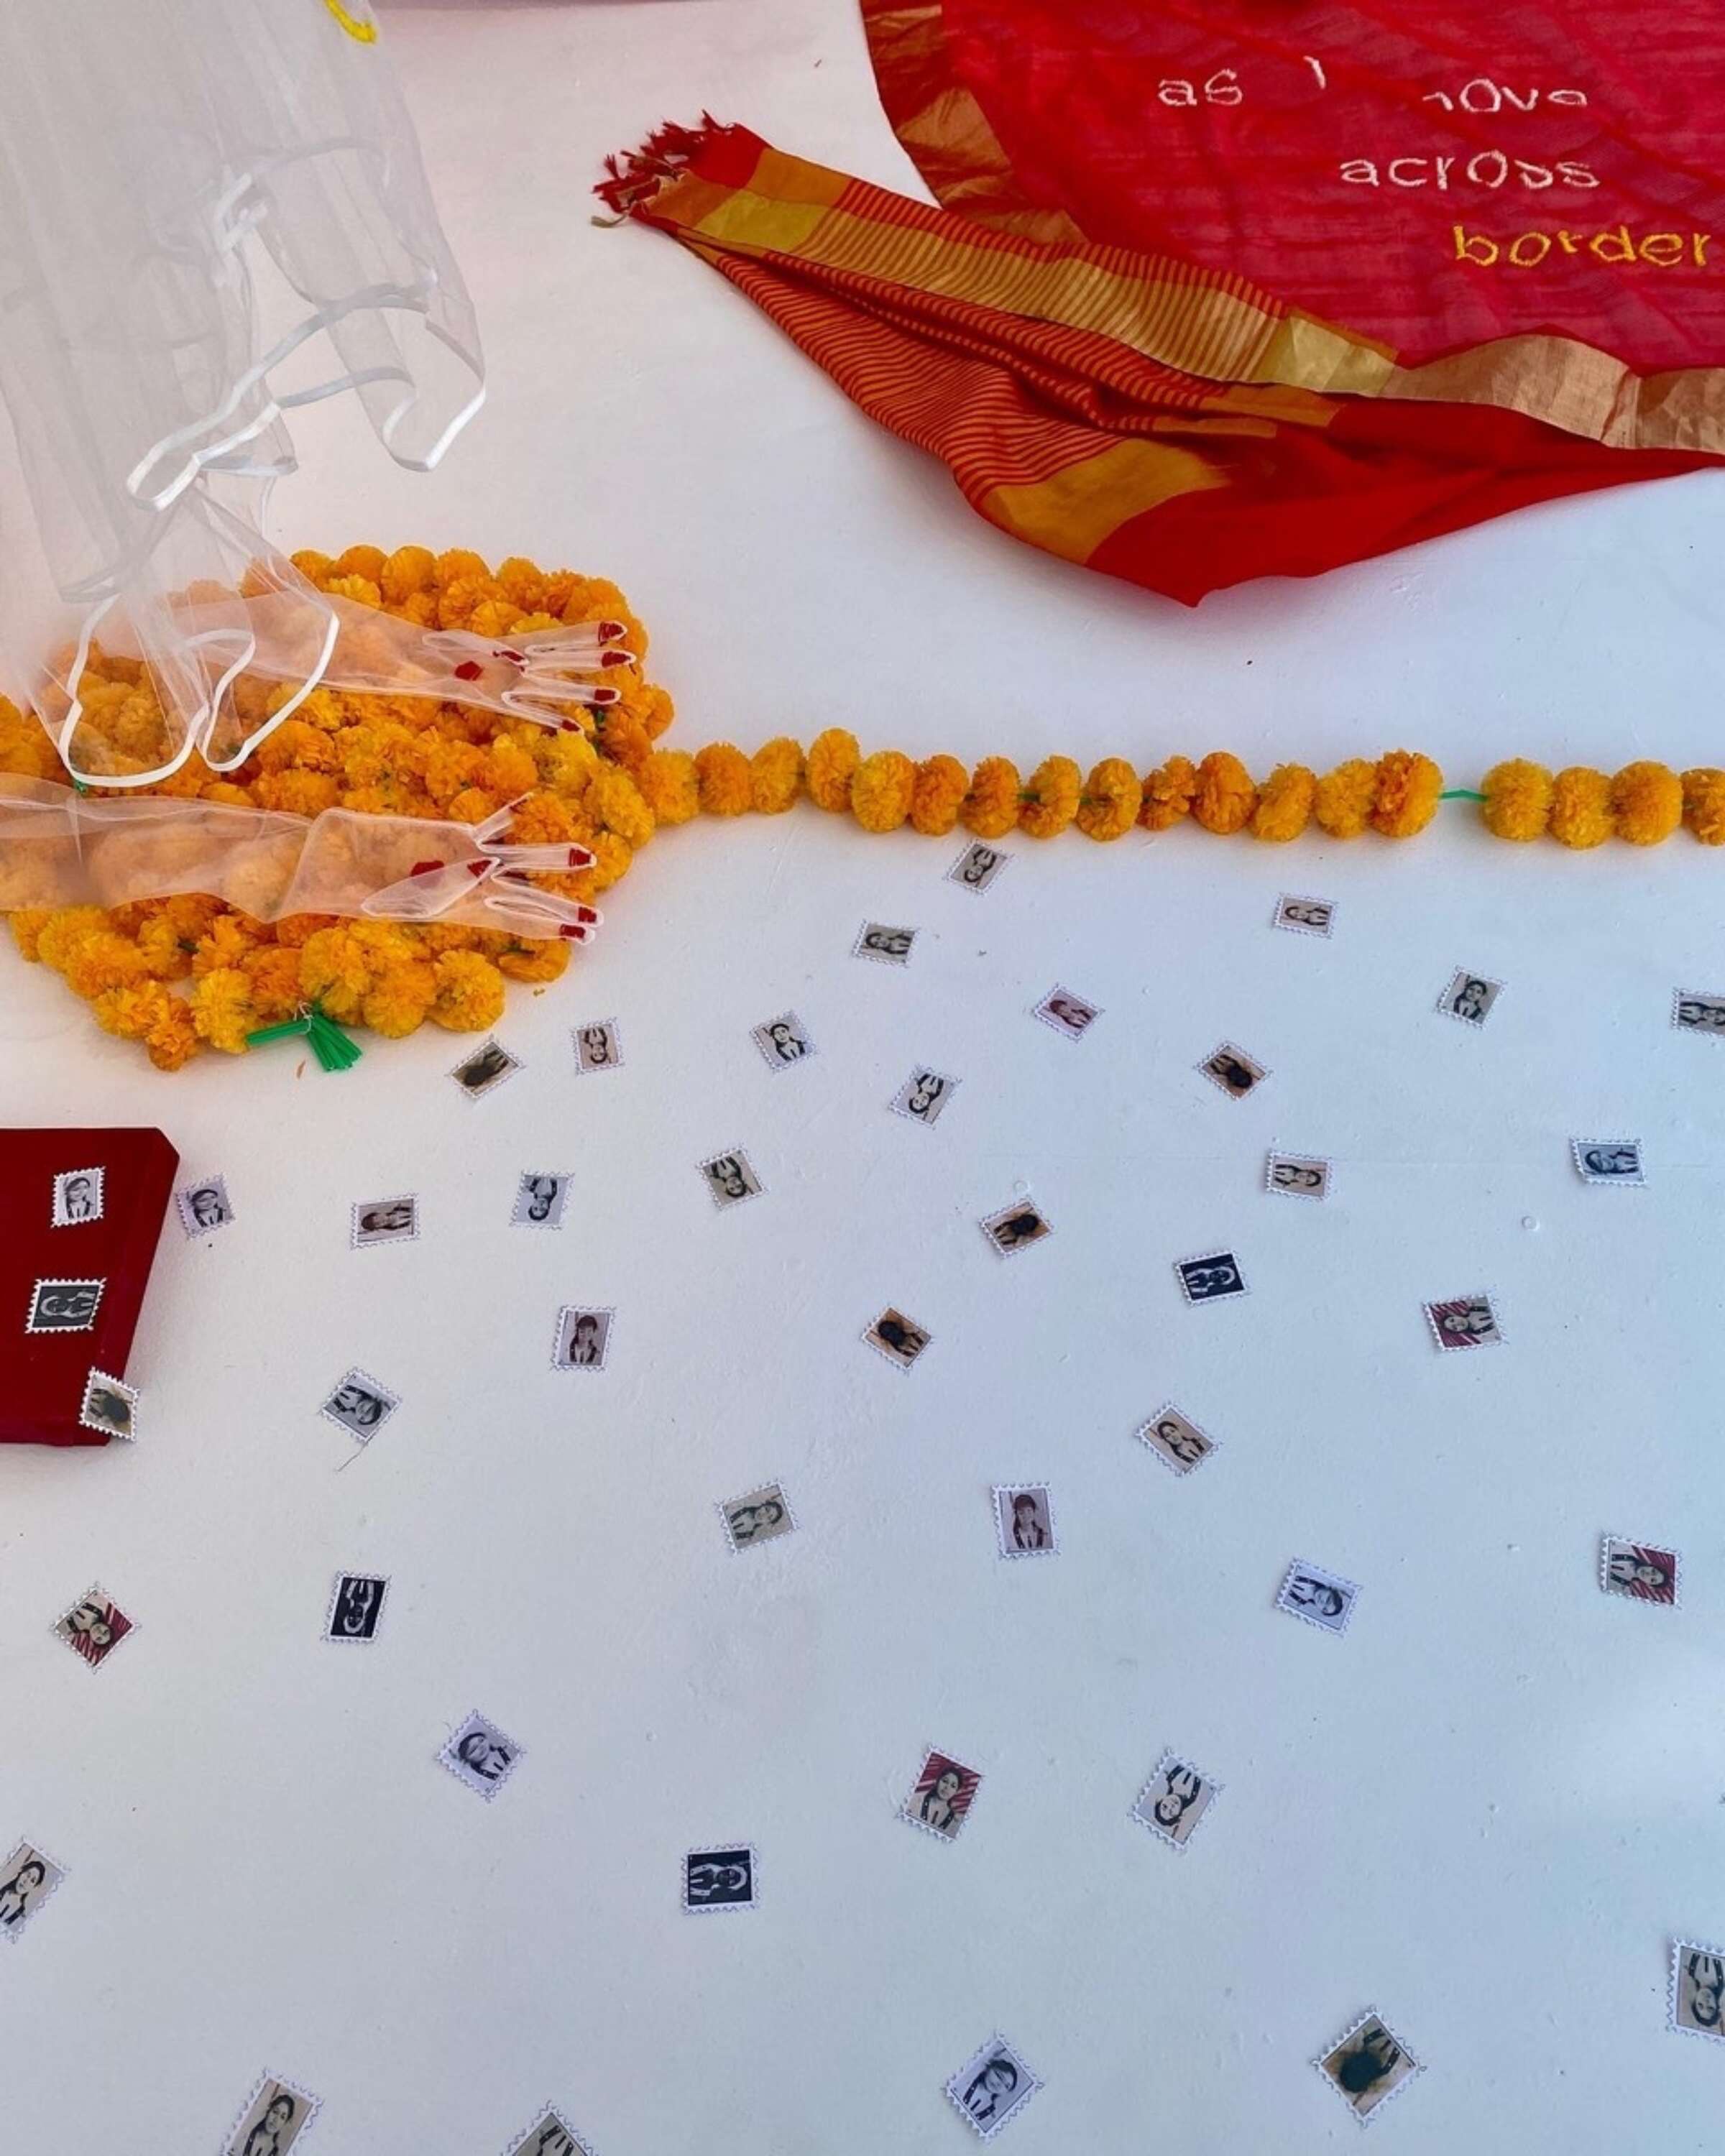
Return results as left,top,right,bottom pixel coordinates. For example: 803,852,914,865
1018,755,1082,839
962,755,1021,839
1682,768,1725,846
1610,760,1683,846
1549,766,1614,849
240,944,304,1020
806,728,860,813
1314,759,1378,839
444,786,499,825
1074,757,1140,842
1192,752,1257,835
380,544,436,604
192,913,261,977
1249,763,1316,843
298,926,373,1024
290,550,336,586
145,995,201,1072
587,832,635,890
482,739,540,802
1370,751,1443,838
65,932,153,1000
533,731,599,798
36,906,110,974
93,980,170,1041
334,545,387,586
136,916,195,981
1138,756,1197,831
908,754,968,836
639,683,676,739
594,706,652,778
362,959,438,1037
696,742,753,816
641,750,701,825
852,750,917,832
326,573,382,612
1481,760,1553,842
750,737,804,814
428,949,506,1031
496,940,571,985
190,968,257,1054
589,765,656,849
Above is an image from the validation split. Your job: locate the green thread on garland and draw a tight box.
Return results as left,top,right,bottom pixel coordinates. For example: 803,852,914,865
1440,788,1486,802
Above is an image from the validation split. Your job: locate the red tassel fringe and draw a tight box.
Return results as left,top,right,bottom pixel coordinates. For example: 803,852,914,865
594,114,729,217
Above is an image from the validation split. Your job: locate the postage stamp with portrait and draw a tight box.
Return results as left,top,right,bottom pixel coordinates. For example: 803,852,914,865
944,2035,1041,2142
572,1020,623,1074
78,1368,137,1442
1174,1251,1248,1306
1266,1151,1331,1202
1131,1751,1222,1851
1032,985,1101,1040
752,1012,815,1069
50,1166,104,1227
439,1711,525,1800
993,1484,1057,1557
1600,1534,1679,1607
1670,1939,1725,2042
684,1845,755,1912
1197,1042,1269,1100
1137,1404,1218,1476
318,1368,400,1443
1571,1138,1644,1187
719,1483,796,1553
0,1840,66,1943
1314,2011,1422,2124
349,1194,418,1249
1423,1292,1503,1352
53,1584,134,1670
863,1307,932,1370
552,1307,613,1372
1276,1560,1359,1636
901,1749,983,1842
890,1067,961,1128
501,2105,597,2156
176,1174,235,1235
448,1038,523,1100
220,2073,321,2156
1274,893,1335,938
979,1197,1052,1258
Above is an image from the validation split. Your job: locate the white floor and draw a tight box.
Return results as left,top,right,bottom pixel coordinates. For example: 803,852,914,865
4,4,1725,2151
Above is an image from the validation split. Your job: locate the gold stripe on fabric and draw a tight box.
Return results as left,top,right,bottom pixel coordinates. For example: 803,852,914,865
1386,338,1725,455
982,438,1226,563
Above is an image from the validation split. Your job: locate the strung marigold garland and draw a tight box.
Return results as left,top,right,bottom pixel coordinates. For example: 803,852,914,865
2,546,1721,1074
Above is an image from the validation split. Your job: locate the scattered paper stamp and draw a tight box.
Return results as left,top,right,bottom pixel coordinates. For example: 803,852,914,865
1131,1751,1222,1851
51,1166,103,1227
502,2106,597,2156
53,1585,134,1671
945,2035,1041,2142
318,1368,400,1442
902,1749,983,1842
176,1175,235,1235
1175,1250,1248,1306
699,1149,764,1209
1671,1940,1725,2041
752,1012,814,1069
1137,1404,1218,1476
890,1067,960,1126
512,1171,571,1230
684,1845,755,1912
1266,1151,1331,1201
853,922,916,965
0,1841,65,1943
993,1484,1057,1558
572,1019,623,1074
220,2073,321,2156
1572,1138,1644,1187
1274,893,1335,938
1424,1292,1503,1352
350,1194,418,1249
326,1572,389,1643
1315,2011,1422,2124
947,840,1011,894
1198,1041,1269,1100
863,1307,932,1370
78,1368,137,1442
1601,1534,1679,1607
720,1483,795,1552
26,1277,104,1334
451,1038,522,1099
1276,1560,1359,1636
439,1710,525,1800
1438,968,1504,1026
1673,990,1725,1038
1032,985,1101,1040
553,1306,613,1372
979,1196,1052,1258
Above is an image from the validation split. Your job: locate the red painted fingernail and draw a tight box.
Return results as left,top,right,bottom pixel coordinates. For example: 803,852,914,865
597,620,625,641
600,648,631,668
593,687,620,705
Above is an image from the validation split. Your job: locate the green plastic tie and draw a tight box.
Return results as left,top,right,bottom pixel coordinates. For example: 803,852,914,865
244,1005,362,1072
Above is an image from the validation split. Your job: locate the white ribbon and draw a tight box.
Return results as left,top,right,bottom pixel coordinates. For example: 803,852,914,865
358,797,602,941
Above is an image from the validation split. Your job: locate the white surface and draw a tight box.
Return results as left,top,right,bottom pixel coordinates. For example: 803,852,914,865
4,4,1725,2151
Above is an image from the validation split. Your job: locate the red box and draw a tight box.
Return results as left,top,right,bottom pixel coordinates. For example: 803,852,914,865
0,1128,179,1446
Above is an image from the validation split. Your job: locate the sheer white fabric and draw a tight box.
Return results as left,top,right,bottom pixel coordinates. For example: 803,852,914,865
0,0,484,784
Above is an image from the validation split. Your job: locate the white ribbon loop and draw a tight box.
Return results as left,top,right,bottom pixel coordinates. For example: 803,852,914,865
421,625,632,722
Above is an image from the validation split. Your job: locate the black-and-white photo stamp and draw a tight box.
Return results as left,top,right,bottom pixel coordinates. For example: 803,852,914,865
1601,1534,1680,1607
51,1166,104,1227
221,2072,321,2156
1276,1560,1359,1636
1438,968,1504,1026
1671,1940,1725,2042
573,1019,623,1074
1175,1250,1248,1306
1673,990,1725,1038
993,1484,1057,1558
0,1841,65,1943
945,2035,1041,2142
176,1175,235,1235
1137,1404,1217,1477
1032,984,1101,1040
1274,893,1335,938
1572,1138,1644,1187
721,1483,796,1552
26,1277,104,1334
79,1368,137,1442
502,2106,597,2156
699,1149,764,1209
350,1194,418,1249
864,1307,932,1370
1266,1151,1331,1202
890,1067,960,1127
1315,2011,1422,2124
53,1585,134,1671
553,1306,612,1372
1131,1751,1222,1851
451,1037,523,1099
852,921,917,966
1423,1292,1503,1353
752,1012,815,1069
318,1368,400,1443
439,1711,525,1800
512,1172,571,1230
326,1572,389,1644
947,840,1011,894
1198,1042,1269,1100
902,1749,983,1842
980,1197,1052,1258
684,1845,755,1912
